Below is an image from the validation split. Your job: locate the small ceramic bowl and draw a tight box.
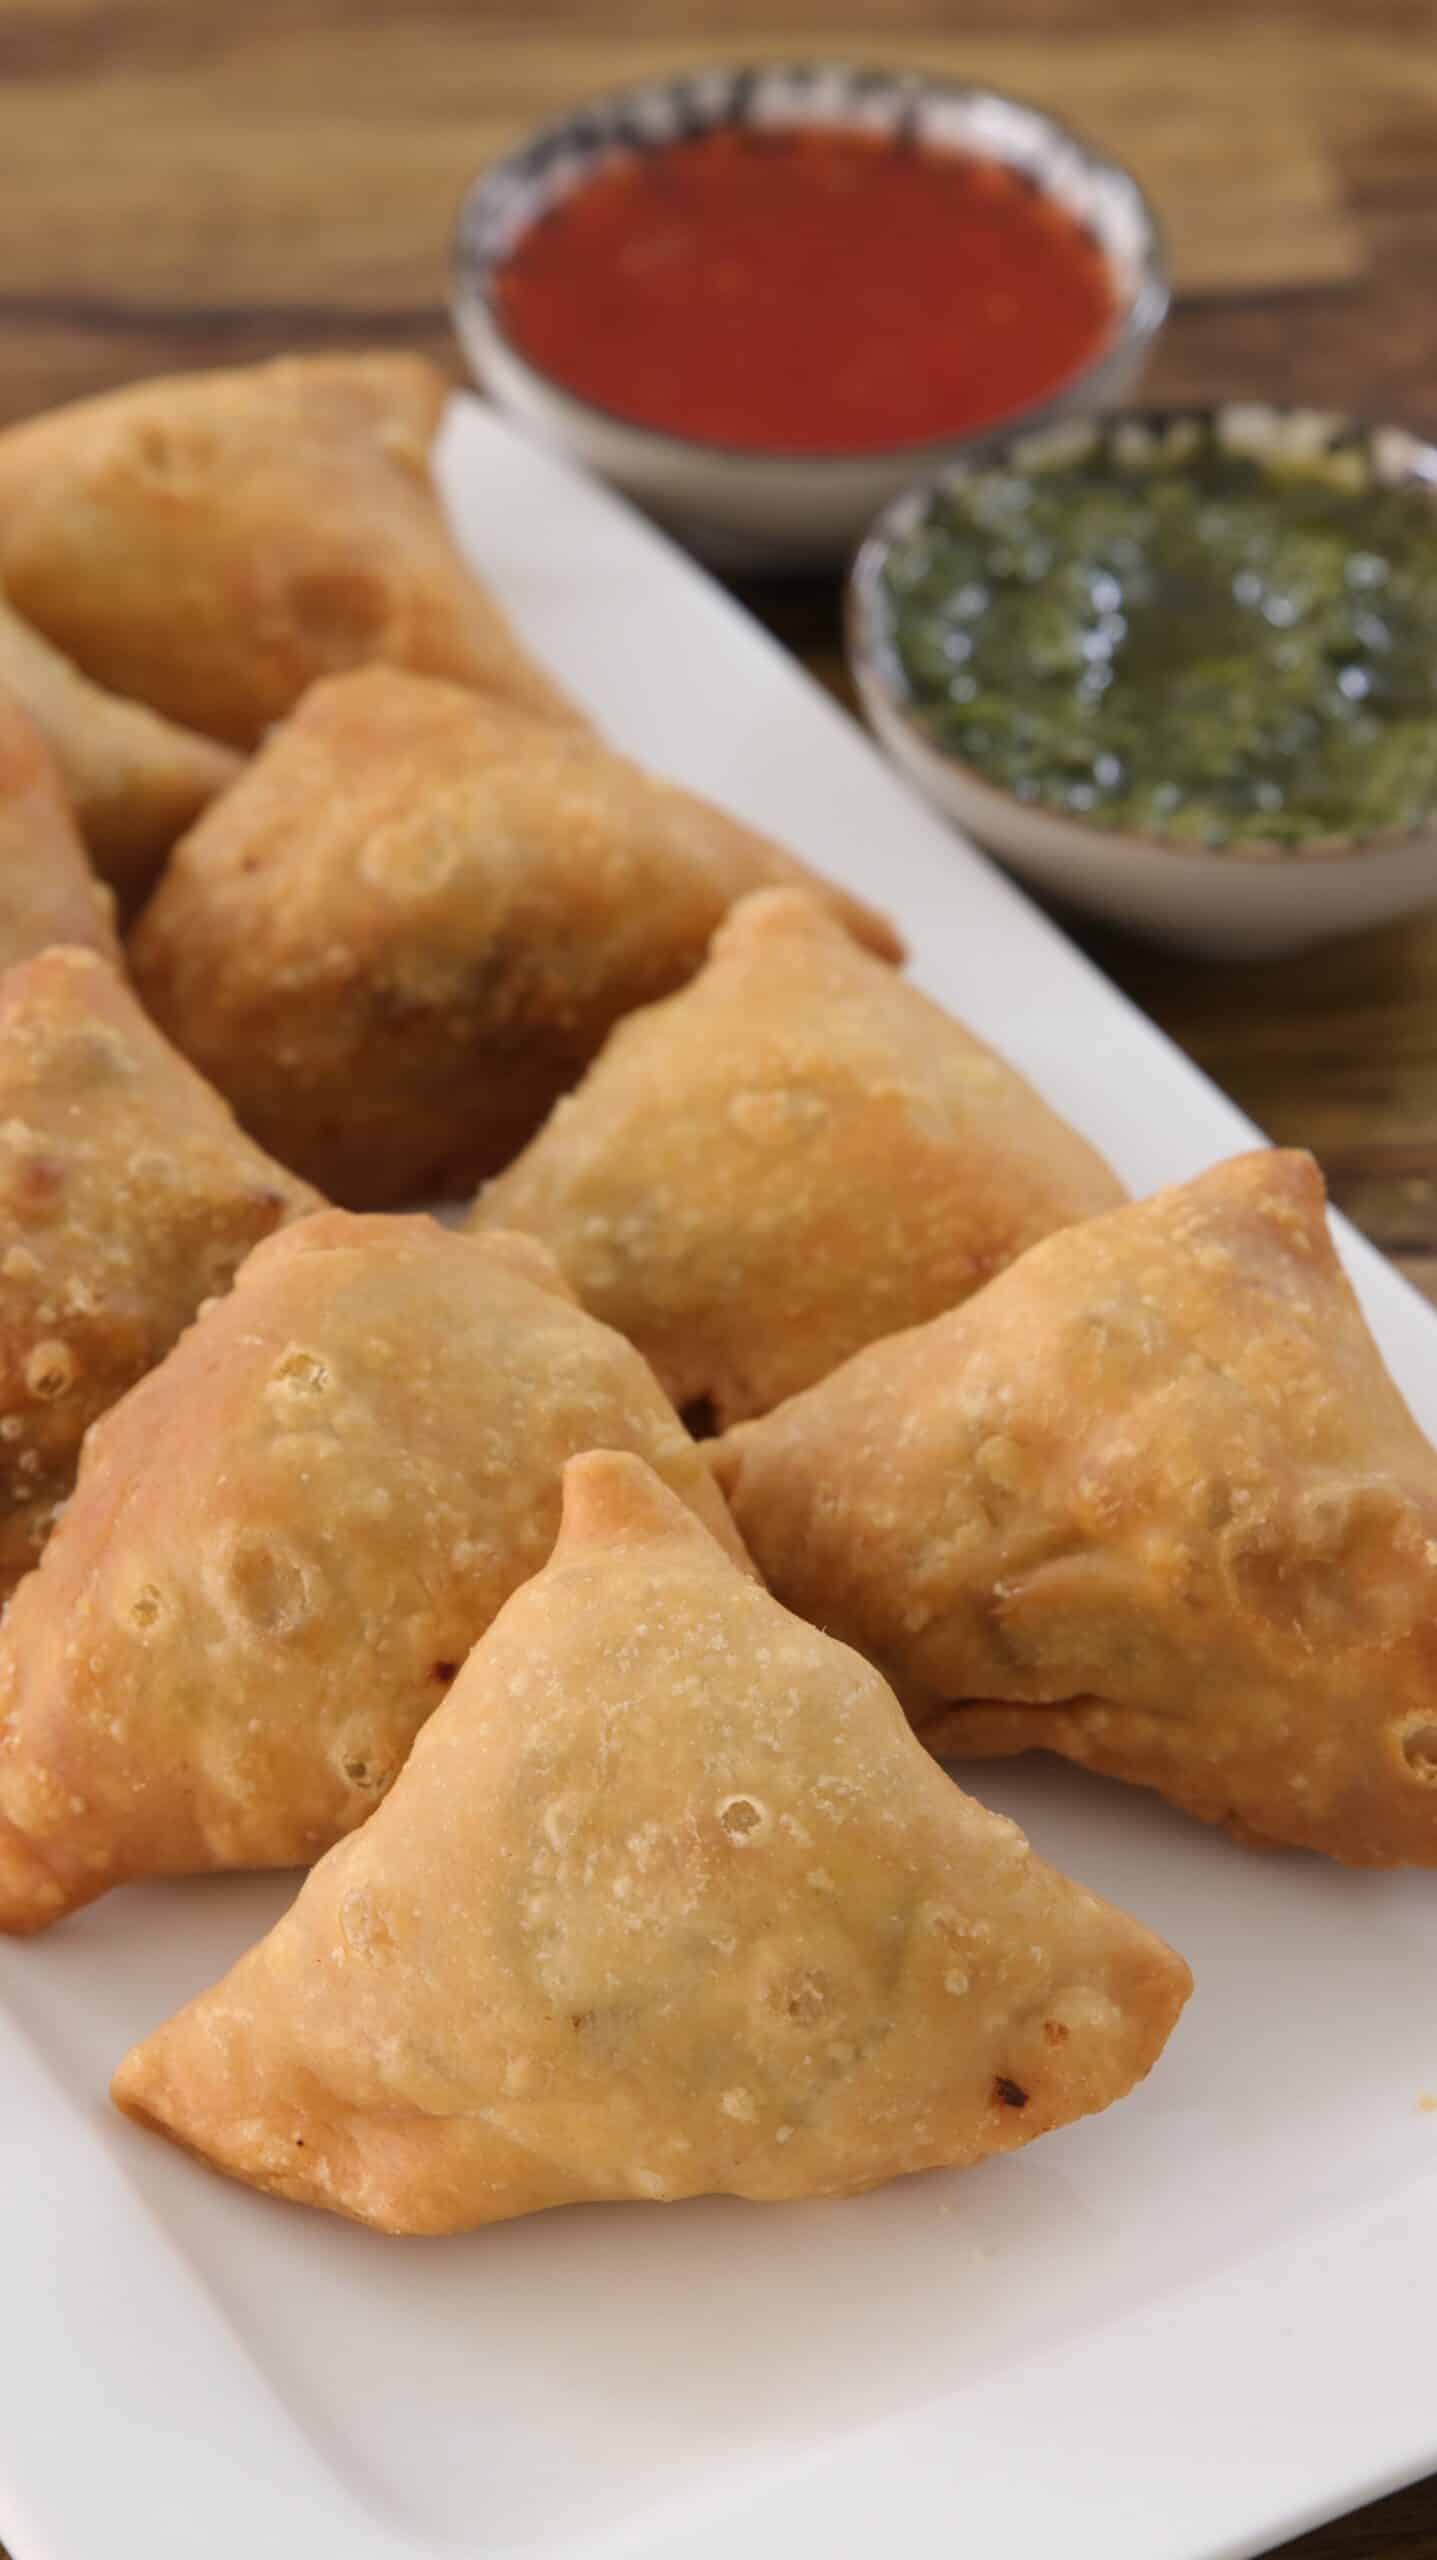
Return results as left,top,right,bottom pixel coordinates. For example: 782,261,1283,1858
450,62,1168,571
848,405,1437,961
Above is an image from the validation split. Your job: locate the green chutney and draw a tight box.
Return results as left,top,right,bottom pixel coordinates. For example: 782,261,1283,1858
881,422,1437,850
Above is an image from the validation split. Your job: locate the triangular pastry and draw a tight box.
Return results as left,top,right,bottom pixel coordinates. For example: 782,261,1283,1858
0,1216,746,1931
0,354,577,746
0,597,239,905
0,692,118,965
713,1151,1437,1866
476,888,1122,1423
111,1451,1190,2233
128,671,901,1206
0,946,318,1604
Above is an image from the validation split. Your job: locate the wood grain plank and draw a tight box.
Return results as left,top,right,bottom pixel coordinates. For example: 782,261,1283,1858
0,25,1360,344
1274,2476,1437,2559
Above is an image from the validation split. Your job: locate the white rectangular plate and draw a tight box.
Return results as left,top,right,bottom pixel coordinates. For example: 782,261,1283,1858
2,397,1434,2560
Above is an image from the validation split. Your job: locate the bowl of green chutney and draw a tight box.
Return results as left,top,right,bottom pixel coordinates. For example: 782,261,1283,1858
848,404,1437,958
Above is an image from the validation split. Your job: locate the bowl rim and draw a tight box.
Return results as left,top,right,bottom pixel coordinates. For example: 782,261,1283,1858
450,58,1170,471
846,399,1437,871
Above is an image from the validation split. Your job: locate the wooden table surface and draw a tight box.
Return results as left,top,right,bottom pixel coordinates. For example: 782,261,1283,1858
0,4,1433,2556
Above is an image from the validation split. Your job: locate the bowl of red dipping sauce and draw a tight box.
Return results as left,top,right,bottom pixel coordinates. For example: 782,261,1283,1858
451,63,1167,569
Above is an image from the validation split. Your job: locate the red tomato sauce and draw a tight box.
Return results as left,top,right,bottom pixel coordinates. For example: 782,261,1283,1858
494,125,1119,455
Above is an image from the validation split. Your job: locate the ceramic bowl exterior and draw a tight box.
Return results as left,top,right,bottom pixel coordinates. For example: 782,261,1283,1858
451,63,1167,569
849,406,1437,959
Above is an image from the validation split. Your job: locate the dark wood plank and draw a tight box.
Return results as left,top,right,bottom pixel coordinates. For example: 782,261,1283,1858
0,22,1365,318
1276,2477,1437,2560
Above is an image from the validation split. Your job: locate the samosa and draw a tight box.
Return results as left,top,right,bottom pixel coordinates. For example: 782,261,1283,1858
0,598,239,905
0,946,318,1602
0,1215,746,1931
714,1151,1437,1866
0,694,118,965
112,1452,1190,2233
0,353,577,747
476,888,1122,1423
129,670,900,1206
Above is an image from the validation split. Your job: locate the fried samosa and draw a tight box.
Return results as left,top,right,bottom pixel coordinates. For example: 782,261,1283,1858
0,1216,748,1933
713,1150,1437,1867
128,670,901,1206
0,598,239,904
476,888,1122,1423
0,693,118,965
111,1451,1189,2233
0,354,577,747
0,947,319,1605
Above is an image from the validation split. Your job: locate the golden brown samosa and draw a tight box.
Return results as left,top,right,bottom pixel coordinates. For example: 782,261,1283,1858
111,1451,1189,2233
128,670,901,1207
0,354,576,747
0,947,319,1606
0,693,118,966
714,1150,1437,1867
476,888,1122,1423
0,597,239,905
0,1217,747,1934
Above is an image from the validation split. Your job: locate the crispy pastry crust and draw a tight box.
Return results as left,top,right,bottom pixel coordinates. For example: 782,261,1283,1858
0,601,239,905
476,888,1122,1421
128,671,901,1206
0,692,119,965
112,1452,1189,2233
714,1151,1437,1866
0,946,318,1603
0,353,577,746
0,1215,746,1930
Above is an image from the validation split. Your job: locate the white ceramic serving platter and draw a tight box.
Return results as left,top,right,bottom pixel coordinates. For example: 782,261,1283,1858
1,397,1434,2560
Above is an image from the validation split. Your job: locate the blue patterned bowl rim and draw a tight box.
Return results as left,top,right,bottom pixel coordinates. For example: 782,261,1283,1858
847,402,1437,866
451,61,1169,467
